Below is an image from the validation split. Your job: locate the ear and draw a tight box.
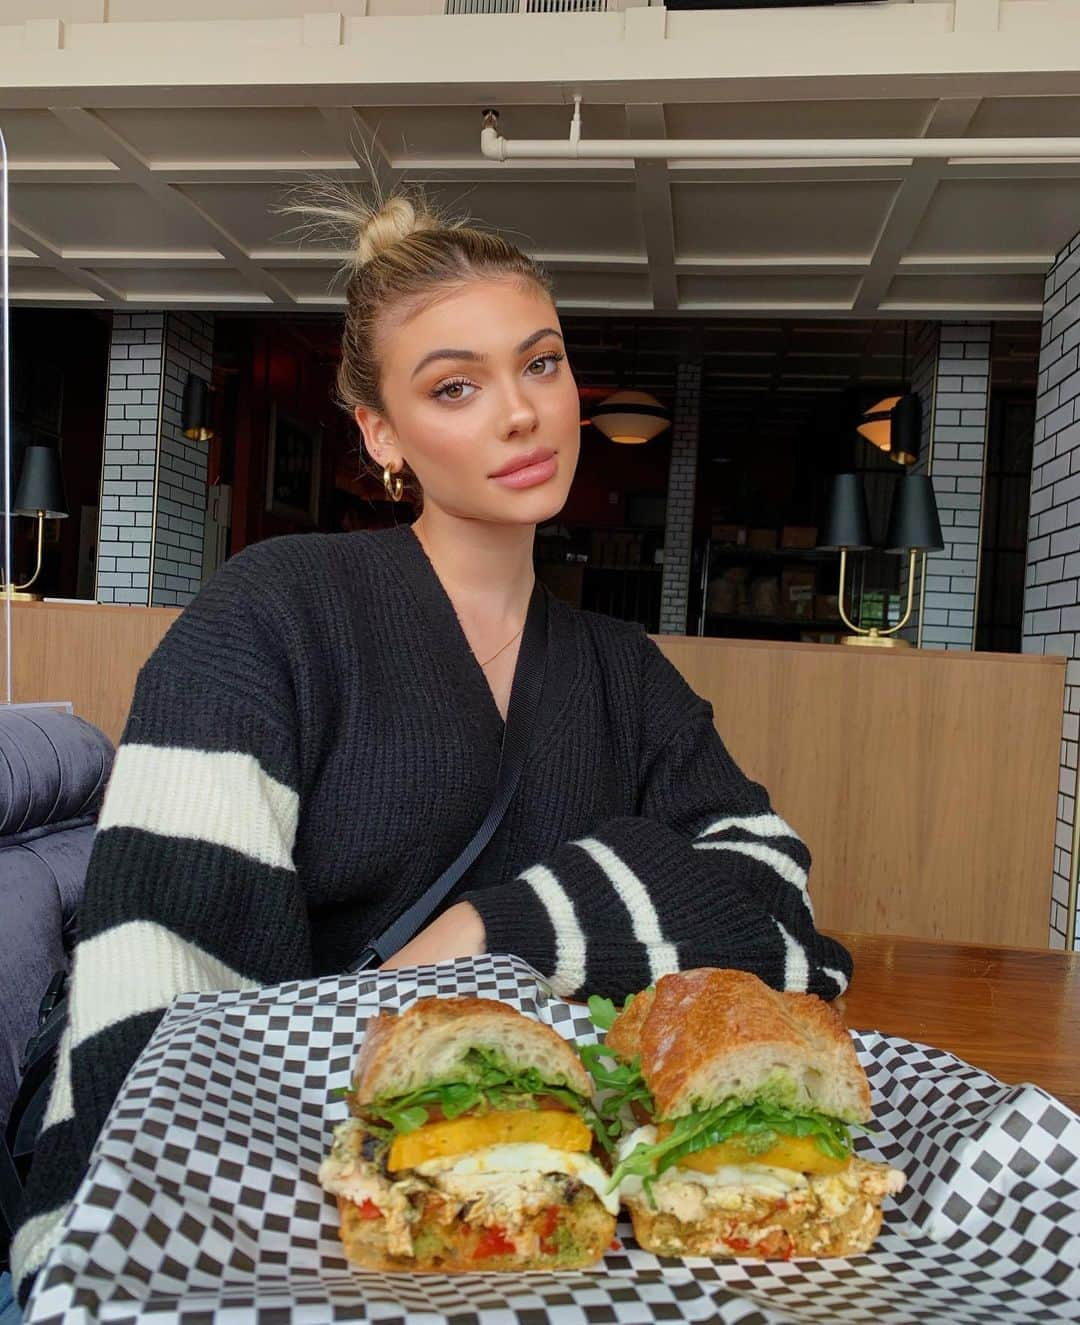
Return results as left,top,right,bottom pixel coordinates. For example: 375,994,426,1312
353,405,400,471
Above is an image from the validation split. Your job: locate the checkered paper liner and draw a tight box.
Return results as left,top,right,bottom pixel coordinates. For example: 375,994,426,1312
25,954,1080,1325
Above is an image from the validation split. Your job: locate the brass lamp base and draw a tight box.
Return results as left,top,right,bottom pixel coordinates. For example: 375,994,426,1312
5,591,43,602
841,632,911,648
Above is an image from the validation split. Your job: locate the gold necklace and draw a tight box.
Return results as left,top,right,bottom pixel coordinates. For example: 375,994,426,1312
478,623,525,668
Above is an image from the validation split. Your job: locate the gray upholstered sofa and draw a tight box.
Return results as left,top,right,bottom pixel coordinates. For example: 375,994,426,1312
0,709,113,1135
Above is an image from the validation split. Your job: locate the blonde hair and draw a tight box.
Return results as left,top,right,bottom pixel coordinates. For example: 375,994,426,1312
281,181,554,506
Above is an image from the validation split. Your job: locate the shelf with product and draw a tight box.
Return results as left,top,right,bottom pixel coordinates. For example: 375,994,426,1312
695,523,847,641
535,521,666,632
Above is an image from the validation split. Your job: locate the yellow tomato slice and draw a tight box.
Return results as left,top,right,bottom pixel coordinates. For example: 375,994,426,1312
387,1109,592,1172
678,1134,848,1176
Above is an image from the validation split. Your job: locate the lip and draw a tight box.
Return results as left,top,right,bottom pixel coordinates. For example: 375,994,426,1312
489,447,557,479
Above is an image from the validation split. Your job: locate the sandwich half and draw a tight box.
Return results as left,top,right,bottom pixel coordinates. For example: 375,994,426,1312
599,969,905,1260
319,996,618,1270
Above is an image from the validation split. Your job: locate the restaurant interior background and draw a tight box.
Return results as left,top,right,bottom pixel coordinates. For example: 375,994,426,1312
2,0,1080,955
7,308,1040,649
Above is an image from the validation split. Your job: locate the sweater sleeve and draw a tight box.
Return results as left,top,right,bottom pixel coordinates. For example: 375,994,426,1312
463,629,853,1005
11,550,313,1308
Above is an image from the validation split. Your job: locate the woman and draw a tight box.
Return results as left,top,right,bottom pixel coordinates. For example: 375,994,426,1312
9,194,853,1304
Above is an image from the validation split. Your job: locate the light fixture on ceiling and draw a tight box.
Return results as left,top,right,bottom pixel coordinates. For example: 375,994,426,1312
587,323,671,445
591,389,670,445
855,325,920,467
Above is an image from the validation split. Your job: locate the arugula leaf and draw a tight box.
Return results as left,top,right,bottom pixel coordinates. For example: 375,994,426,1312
587,990,647,1032
353,1046,591,1139
577,1043,655,1154
608,1098,854,1191
587,995,619,1031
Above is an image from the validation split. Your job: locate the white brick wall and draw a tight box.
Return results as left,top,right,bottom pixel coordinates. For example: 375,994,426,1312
152,312,213,607
918,323,991,651
96,311,212,608
659,362,701,635
97,312,162,604
1023,227,1080,950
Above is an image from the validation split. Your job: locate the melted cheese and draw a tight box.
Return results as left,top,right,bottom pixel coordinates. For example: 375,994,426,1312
416,1143,620,1216
615,1124,813,1213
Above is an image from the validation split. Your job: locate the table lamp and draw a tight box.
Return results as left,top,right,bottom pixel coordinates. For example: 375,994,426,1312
3,445,69,600
819,472,943,648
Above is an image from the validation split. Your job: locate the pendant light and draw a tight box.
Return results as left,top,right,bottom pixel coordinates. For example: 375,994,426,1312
856,323,920,467
181,372,215,443
590,323,670,446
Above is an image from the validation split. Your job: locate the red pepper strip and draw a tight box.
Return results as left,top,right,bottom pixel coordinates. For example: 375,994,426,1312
474,1226,517,1259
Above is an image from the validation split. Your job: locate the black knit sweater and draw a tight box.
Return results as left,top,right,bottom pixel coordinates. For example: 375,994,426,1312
12,522,852,1301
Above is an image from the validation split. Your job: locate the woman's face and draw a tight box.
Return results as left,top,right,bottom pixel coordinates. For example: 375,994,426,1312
355,278,581,527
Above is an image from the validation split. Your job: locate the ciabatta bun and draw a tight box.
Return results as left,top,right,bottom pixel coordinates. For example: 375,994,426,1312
352,997,592,1103
604,987,654,1065
608,969,870,1122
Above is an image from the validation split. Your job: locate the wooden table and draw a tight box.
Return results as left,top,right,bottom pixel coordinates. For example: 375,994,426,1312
832,931,1080,1113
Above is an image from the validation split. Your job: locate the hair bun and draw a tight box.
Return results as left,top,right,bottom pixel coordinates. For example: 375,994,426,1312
356,197,439,266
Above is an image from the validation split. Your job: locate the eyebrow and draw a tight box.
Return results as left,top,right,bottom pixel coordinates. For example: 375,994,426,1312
410,327,563,380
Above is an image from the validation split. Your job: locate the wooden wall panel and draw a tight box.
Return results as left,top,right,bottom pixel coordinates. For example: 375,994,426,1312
651,635,1064,949
9,603,1065,948
12,602,177,749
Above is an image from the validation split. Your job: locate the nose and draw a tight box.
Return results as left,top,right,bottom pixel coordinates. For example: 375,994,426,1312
498,376,539,440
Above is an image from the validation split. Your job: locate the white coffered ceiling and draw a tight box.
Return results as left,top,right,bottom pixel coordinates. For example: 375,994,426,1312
2,0,1079,319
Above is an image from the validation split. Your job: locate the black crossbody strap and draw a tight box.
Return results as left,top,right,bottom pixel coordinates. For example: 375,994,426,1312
346,580,549,973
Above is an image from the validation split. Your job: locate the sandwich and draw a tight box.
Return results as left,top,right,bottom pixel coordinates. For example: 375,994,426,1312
318,996,619,1270
589,968,905,1260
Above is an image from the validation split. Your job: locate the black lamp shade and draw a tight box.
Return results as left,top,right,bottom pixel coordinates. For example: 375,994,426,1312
818,473,873,550
890,392,922,466
181,373,210,440
14,446,68,519
885,475,944,553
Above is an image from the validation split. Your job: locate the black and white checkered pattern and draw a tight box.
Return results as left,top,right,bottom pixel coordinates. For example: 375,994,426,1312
25,955,1080,1325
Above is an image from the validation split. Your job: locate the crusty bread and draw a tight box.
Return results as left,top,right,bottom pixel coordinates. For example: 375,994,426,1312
608,969,870,1122
625,1190,885,1260
352,997,592,1103
336,1190,615,1271
604,988,655,1065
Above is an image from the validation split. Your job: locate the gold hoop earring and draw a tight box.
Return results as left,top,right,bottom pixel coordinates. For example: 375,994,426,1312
382,464,404,502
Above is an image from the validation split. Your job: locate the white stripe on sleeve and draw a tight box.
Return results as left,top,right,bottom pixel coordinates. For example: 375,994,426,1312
697,812,799,841
41,1024,74,1130
98,744,299,871
11,1205,67,1302
693,838,814,918
822,965,849,995
519,864,588,997
68,920,258,1059
774,920,810,993
571,837,680,982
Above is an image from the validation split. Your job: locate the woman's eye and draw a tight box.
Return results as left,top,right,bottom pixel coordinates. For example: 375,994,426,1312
527,351,564,376
432,378,476,402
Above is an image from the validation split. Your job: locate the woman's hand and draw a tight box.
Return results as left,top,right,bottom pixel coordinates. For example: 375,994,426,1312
379,900,487,970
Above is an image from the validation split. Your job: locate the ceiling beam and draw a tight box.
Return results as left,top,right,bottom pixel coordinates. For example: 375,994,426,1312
626,104,677,314
853,98,983,316
12,158,1080,187
48,106,293,306
7,215,122,302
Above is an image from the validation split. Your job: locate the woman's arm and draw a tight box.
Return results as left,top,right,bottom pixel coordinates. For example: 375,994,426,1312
459,630,852,1003
11,550,312,1307
378,900,485,970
